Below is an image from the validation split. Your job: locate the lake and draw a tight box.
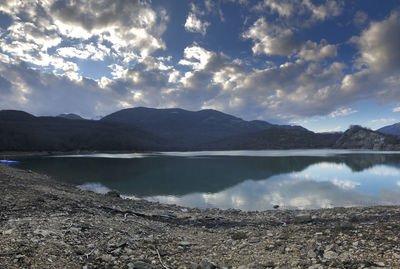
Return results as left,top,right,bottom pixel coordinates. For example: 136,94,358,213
15,149,400,211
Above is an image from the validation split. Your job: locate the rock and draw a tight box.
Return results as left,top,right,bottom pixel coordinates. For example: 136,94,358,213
190,263,201,269
178,241,195,247
132,261,153,269
3,229,14,235
374,261,385,267
248,237,260,243
273,205,279,209
231,231,247,240
101,254,114,262
125,248,134,255
340,221,354,230
323,250,338,260
307,250,317,258
106,190,120,198
265,261,275,268
294,214,312,224
201,259,218,269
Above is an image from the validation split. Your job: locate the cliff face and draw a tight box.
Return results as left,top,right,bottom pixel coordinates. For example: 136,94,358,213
334,125,400,150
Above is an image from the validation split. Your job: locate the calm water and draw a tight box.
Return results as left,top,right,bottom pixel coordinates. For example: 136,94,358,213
15,150,400,210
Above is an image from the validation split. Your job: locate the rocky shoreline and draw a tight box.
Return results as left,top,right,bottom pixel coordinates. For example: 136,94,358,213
1,165,400,268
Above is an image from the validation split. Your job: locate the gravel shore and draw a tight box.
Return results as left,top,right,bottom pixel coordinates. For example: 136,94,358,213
1,164,400,268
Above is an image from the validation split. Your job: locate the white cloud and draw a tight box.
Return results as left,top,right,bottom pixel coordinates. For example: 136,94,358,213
253,0,343,25
302,0,343,22
393,106,400,112
184,12,210,36
332,178,360,190
341,10,400,106
329,107,357,118
243,17,300,56
178,45,215,71
369,118,396,125
0,0,168,73
255,0,294,17
298,40,337,61
57,47,92,59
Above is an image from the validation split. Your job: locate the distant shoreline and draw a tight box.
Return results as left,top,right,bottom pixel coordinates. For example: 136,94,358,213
2,148,400,159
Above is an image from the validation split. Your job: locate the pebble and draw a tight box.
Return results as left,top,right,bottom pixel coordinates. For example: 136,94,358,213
294,214,312,223
307,250,317,258
323,250,338,260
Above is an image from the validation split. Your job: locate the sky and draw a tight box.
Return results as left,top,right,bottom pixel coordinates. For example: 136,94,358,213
0,0,400,132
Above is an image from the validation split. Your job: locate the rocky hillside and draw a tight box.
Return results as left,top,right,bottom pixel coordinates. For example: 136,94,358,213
334,125,400,150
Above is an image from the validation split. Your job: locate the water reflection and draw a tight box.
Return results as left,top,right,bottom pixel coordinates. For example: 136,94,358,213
16,150,400,210
143,163,400,210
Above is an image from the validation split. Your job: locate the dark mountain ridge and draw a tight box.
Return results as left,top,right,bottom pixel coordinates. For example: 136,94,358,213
1,108,399,152
378,122,400,136
100,107,305,148
57,113,84,120
0,110,165,152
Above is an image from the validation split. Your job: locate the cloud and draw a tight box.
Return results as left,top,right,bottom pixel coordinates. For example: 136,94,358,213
184,12,210,36
302,0,343,23
253,0,343,25
369,118,396,125
0,0,168,72
255,0,294,17
57,44,110,61
329,107,357,118
342,10,400,105
298,40,338,61
354,10,368,27
393,106,400,112
332,178,360,190
354,10,400,73
243,17,300,56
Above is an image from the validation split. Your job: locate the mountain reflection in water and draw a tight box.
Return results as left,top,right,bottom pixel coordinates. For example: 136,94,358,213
17,150,400,210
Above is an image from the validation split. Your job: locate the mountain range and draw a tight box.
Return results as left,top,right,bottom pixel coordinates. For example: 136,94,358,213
378,123,400,136
0,107,399,152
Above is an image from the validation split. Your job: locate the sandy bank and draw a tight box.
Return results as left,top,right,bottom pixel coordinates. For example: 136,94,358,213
1,164,400,268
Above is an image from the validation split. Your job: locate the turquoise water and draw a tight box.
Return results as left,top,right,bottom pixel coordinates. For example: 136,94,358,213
17,150,400,210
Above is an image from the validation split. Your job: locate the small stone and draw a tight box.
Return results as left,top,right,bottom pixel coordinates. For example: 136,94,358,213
190,263,201,269
294,214,312,224
324,250,338,260
106,190,120,198
231,231,247,240
248,237,260,243
101,254,114,262
3,229,13,235
265,261,275,268
375,262,385,267
273,205,279,209
308,250,317,258
132,261,153,269
201,259,218,269
178,241,195,247
125,248,134,255
340,221,354,230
